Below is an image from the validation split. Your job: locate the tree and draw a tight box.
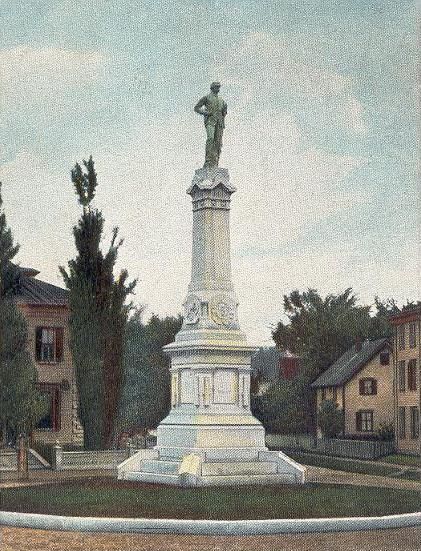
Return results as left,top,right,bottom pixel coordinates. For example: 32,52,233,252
317,399,343,438
271,288,399,432
117,312,182,441
60,158,136,449
251,378,308,434
0,184,46,444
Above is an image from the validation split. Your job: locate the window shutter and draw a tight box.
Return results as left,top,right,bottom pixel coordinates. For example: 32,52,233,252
55,328,64,362
359,379,364,395
372,379,377,395
356,412,361,431
35,327,43,361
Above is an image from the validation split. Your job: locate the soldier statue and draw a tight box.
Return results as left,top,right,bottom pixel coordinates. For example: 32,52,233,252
194,82,227,167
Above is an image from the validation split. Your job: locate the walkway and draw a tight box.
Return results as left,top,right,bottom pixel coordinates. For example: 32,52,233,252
1,526,420,550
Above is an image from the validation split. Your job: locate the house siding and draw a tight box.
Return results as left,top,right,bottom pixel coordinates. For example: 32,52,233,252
391,311,421,454
18,302,83,446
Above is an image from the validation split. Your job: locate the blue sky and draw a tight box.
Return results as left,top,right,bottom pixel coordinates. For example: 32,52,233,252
0,0,418,344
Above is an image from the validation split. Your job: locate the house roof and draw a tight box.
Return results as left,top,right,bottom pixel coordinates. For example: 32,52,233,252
251,346,299,381
310,338,390,389
14,267,68,306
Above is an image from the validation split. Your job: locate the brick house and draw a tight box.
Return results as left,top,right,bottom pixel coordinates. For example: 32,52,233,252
14,267,83,446
311,338,393,438
389,306,420,454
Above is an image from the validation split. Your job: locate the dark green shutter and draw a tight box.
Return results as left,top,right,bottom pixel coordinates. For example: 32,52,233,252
356,412,362,431
55,328,64,362
35,327,42,361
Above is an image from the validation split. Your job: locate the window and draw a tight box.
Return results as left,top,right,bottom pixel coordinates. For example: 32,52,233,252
410,407,420,439
356,410,374,432
359,378,377,396
398,407,406,439
379,352,390,366
399,360,406,391
36,384,61,431
35,327,64,363
408,359,417,391
398,325,405,350
409,323,417,348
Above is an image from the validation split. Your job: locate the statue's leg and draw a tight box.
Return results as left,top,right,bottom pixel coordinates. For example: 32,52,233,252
205,124,216,167
214,124,223,164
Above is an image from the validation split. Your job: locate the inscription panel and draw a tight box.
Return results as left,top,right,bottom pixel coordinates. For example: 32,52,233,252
213,370,235,404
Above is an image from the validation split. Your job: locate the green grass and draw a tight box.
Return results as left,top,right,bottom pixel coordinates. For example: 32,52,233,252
382,454,421,468
287,452,398,477
1,478,420,519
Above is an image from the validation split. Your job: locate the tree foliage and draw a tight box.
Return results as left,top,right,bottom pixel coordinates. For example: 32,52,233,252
60,158,136,449
0,184,46,443
317,399,343,438
251,378,308,434
273,288,397,383
117,312,182,437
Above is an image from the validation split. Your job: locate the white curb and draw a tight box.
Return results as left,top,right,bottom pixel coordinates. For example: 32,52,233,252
0,511,420,535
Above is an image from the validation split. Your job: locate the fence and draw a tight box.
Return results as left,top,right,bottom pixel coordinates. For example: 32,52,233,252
266,434,395,460
0,448,51,471
53,446,131,470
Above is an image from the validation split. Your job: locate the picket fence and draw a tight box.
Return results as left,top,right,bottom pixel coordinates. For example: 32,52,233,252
266,434,395,460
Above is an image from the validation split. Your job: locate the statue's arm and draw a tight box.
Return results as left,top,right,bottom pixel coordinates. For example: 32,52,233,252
194,96,208,115
222,101,227,117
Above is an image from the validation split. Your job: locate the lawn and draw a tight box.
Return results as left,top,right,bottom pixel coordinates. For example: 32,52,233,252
1,478,420,519
287,451,421,481
382,454,421,468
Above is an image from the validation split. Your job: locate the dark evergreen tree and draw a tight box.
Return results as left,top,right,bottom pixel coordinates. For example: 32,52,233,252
317,399,343,438
117,312,182,440
0,184,46,444
60,158,136,449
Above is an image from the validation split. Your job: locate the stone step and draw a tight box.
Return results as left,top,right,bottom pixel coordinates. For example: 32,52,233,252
202,473,298,486
201,461,277,476
141,459,180,475
123,471,180,485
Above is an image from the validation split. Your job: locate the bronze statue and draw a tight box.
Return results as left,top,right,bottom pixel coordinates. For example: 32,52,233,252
194,82,227,167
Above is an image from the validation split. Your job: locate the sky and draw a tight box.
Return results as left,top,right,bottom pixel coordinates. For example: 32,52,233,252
0,0,419,345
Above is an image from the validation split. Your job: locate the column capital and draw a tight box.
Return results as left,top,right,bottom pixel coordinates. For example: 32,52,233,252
187,166,236,195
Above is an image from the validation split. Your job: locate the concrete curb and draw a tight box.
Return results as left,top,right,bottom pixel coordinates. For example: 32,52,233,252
1,510,420,535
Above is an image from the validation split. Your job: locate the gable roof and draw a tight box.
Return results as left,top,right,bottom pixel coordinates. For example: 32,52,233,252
14,267,68,306
310,338,390,389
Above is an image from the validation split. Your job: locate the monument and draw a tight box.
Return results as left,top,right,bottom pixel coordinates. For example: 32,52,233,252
118,84,305,486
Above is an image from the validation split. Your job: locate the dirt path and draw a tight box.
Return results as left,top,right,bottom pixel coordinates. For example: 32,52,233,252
306,465,421,491
1,526,420,551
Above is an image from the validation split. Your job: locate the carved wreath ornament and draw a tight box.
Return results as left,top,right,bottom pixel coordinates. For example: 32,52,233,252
210,295,236,327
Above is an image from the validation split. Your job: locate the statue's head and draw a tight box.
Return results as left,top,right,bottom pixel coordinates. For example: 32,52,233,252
210,81,221,93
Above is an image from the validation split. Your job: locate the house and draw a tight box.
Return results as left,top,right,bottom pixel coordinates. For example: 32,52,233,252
389,306,420,454
14,267,83,446
251,346,300,394
311,338,393,438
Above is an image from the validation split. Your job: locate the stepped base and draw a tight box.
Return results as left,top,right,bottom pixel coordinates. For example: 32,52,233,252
117,449,306,487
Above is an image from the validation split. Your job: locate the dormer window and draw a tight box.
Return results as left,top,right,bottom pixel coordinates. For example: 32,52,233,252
379,352,390,365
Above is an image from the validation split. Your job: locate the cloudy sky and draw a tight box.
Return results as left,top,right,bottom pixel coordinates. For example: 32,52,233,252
1,0,418,344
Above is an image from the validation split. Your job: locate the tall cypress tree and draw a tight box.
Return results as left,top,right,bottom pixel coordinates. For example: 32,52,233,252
60,158,135,449
0,183,46,444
